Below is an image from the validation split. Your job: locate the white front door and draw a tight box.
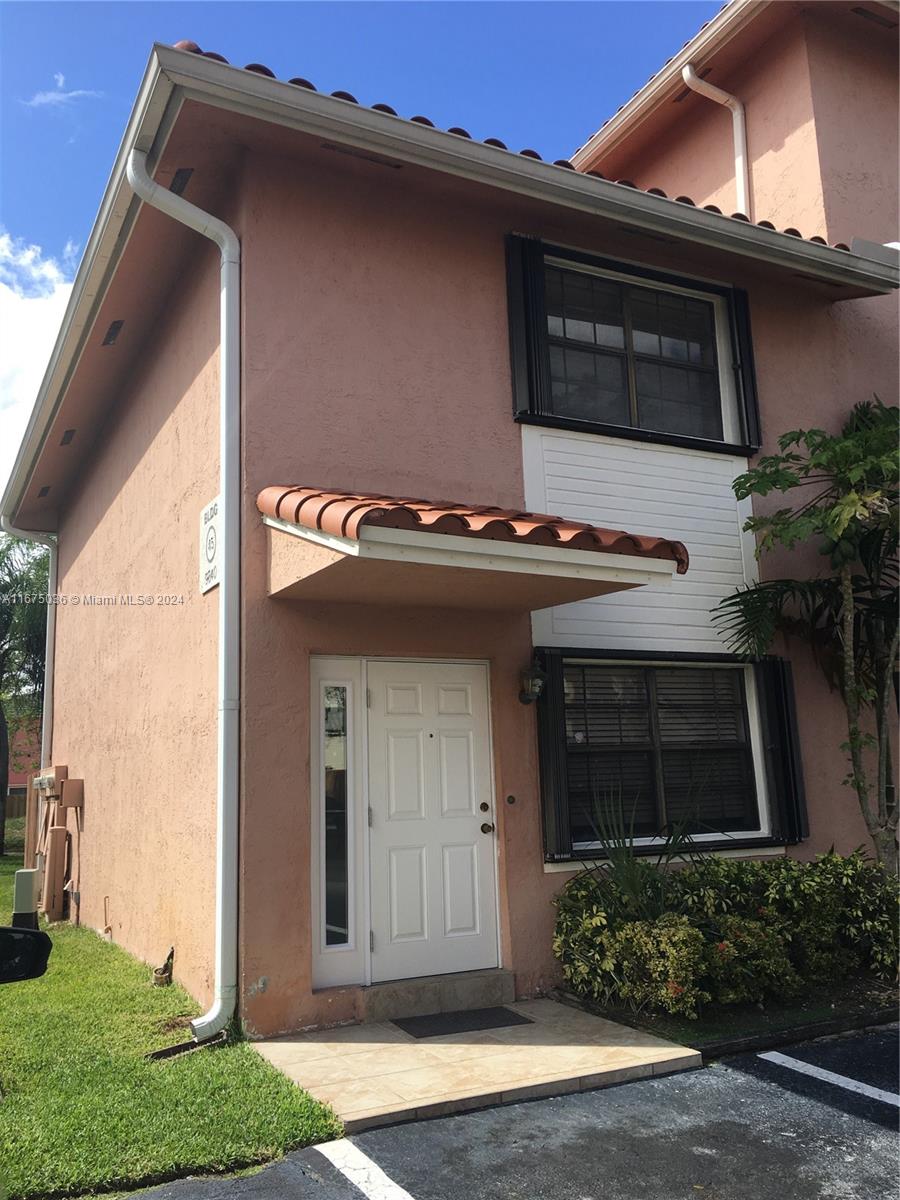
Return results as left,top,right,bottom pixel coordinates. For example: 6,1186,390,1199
367,661,499,982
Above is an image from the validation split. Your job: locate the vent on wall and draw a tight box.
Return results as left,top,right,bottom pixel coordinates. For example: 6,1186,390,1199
38,486,51,498
851,6,898,27
102,320,124,346
60,429,76,446
320,142,404,169
169,167,194,195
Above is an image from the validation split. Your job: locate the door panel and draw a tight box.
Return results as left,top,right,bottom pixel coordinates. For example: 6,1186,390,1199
388,846,427,941
442,844,479,936
368,661,499,982
438,731,476,817
386,731,426,820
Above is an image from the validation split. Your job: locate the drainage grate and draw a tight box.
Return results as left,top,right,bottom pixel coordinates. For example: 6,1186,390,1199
392,1006,533,1039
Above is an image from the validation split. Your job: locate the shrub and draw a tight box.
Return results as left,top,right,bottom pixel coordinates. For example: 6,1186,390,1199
604,915,710,1018
668,850,899,984
553,872,613,998
704,916,802,1007
553,849,899,1018
761,851,898,982
553,909,709,1018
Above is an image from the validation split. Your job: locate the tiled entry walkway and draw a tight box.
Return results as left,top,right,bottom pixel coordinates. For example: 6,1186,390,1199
255,998,700,1131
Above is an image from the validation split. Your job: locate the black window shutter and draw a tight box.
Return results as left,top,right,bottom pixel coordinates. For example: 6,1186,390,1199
505,234,550,417
731,288,762,451
535,649,572,861
754,658,808,842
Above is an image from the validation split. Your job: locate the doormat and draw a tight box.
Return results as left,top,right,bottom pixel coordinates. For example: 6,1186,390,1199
392,1006,533,1039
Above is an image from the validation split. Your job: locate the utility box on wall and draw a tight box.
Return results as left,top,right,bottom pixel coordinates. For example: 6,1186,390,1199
59,779,84,809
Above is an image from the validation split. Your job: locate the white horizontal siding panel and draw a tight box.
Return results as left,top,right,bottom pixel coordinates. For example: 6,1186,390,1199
544,460,739,494
523,426,756,653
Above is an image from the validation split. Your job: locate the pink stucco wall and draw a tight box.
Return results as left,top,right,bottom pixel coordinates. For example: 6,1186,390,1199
600,21,827,235
51,241,221,1002
804,10,898,247
592,11,897,246
233,140,896,1033
46,39,896,1031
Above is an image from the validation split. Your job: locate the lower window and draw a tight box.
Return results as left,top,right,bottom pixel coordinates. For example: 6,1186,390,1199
536,652,808,859
565,662,760,843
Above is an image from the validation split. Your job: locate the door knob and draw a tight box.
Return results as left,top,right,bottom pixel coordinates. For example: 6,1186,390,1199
480,822,494,834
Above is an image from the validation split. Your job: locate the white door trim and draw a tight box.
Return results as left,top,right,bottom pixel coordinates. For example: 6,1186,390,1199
310,655,501,991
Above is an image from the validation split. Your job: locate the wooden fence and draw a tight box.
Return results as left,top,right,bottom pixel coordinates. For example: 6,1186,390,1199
5,791,27,820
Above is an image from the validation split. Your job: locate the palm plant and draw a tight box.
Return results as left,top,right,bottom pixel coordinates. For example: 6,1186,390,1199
577,787,706,923
713,399,899,873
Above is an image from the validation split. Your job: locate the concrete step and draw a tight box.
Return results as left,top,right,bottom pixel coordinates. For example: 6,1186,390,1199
362,968,515,1023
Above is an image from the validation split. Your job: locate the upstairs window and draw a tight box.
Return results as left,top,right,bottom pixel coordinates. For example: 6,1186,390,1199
508,237,761,454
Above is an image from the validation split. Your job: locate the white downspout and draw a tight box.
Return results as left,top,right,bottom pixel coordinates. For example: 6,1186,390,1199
126,149,240,1042
0,517,57,769
682,64,751,220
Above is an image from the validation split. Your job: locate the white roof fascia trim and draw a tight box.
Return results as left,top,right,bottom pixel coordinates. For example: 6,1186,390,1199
157,47,898,292
261,514,677,585
0,52,179,527
570,0,767,168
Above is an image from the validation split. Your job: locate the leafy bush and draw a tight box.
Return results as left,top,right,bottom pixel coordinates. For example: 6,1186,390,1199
667,850,899,983
553,909,709,1018
554,850,898,1018
704,916,802,1007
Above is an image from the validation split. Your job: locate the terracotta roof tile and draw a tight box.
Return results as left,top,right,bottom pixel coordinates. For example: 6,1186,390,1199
257,486,690,574
168,39,851,252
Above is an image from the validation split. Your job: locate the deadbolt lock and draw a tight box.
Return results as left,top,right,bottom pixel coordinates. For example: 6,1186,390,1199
481,822,495,834
479,802,490,812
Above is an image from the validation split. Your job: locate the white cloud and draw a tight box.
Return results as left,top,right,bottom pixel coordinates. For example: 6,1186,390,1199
54,72,65,89
23,87,102,109
0,231,74,498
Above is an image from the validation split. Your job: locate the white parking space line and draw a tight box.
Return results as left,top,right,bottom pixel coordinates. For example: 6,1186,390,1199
315,1137,417,1199
758,1050,900,1107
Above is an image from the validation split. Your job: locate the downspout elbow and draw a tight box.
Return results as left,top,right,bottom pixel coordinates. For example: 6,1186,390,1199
126,152,240,267
681,64,751,220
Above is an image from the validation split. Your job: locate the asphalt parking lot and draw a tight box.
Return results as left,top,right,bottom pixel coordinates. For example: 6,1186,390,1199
143,1026,899,1200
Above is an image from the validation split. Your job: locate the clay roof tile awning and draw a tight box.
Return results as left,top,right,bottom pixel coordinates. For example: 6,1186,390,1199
258,486,689,573
258,485,688,612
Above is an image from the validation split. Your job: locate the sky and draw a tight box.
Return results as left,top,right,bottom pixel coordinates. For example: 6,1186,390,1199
0,0,720,497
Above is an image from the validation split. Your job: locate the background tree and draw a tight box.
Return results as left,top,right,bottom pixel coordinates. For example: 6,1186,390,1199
0,535,49,856
714,399,899,875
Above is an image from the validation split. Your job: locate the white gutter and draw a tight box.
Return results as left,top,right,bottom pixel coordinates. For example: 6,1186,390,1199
125,149,240,1043
153,46,898,290
681,64,751,220
0,517,57,769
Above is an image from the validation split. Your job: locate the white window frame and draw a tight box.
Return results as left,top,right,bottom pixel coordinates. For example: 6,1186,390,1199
310,656,369,990
544,254,742,446
563,658,771,852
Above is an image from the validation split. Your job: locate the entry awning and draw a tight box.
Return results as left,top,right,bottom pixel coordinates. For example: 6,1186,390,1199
257,486,689,611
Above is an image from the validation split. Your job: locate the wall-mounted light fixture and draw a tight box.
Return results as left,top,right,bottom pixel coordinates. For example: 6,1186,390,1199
519,660,548,704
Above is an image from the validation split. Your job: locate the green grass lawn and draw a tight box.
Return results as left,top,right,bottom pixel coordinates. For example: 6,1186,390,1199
0,828,341,1200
